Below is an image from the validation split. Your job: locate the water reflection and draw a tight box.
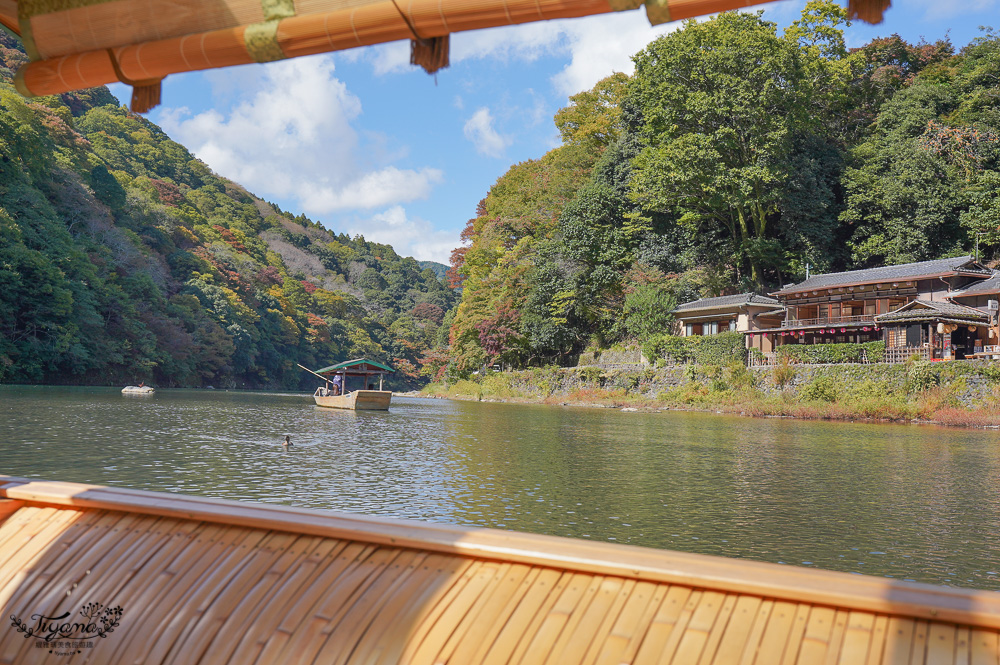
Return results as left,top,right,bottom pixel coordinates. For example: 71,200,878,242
1,385,999,590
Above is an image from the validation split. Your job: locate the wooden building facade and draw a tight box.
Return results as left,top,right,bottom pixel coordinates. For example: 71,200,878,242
757,256,999,360
671,294,784,351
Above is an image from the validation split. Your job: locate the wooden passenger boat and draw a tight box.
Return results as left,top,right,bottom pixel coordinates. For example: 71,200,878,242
301,358,395,411
2,476,1000,664
313,388,392,410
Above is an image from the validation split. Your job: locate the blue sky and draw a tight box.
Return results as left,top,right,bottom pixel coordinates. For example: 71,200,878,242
107,0,999,265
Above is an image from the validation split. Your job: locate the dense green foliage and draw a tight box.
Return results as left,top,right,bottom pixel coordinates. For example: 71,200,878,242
643,331,748,366
445,3,1000,374
773,341,886,364
0,35,455,388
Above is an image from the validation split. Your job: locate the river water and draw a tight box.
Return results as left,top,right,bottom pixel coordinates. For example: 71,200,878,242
1,386,999,590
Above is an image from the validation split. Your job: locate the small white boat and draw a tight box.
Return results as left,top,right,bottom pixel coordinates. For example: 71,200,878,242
300,359,394,410
121,385,154,395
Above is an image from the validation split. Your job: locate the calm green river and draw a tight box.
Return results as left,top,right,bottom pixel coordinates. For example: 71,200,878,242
2,386,999,590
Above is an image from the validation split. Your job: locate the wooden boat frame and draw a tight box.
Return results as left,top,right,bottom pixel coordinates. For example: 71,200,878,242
2,475,1000,664
313,387,392,410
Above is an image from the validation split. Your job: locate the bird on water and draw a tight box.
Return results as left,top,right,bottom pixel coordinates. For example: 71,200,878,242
283,435,292,448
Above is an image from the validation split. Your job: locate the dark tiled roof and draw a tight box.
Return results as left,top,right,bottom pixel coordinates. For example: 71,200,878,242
773,256,988,295
874,300,988,324
673,293,780,313
951,273,1000,297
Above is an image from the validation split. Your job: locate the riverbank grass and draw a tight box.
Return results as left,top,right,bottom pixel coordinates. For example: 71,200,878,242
423,360,1000,427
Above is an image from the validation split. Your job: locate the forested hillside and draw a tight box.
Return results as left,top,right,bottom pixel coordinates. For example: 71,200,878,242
0,35,456,389
445,2,1000,374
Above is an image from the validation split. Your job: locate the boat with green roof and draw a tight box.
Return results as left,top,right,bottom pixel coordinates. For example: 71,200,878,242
299,358,395,410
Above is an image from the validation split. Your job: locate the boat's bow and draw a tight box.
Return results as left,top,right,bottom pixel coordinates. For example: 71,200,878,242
1,476,999,664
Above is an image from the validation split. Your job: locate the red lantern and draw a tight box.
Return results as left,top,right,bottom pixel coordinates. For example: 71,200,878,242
840,328,846,333
862,327,870,331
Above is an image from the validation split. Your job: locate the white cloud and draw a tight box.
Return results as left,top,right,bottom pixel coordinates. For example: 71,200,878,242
346,206,459,264
159,55,440,215
302,167,443,212
361,12,681,98
547,13,682,95
463,107,510,157
362,21,563,75
370,41,411,75
451,21,568,62
450,13,681,95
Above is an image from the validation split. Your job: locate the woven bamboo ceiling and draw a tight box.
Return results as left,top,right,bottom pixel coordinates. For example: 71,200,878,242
0,0,891,112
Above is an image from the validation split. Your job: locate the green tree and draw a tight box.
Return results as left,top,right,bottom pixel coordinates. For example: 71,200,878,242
90,164,126,211
842,35,1000,265
628,10,842,286
554,72,629,154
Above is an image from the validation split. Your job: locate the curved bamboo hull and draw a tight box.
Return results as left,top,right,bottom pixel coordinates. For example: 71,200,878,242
2,476,1000,664
313,389,391,410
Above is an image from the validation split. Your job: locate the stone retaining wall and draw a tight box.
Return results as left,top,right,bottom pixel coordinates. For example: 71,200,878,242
476,360,1000,407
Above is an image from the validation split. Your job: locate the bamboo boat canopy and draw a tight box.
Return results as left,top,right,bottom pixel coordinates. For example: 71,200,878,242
0,0,891,112
2,475,1000,665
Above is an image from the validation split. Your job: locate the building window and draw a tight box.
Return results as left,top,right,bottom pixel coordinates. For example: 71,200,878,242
706,321,719,335
685,323,694,337
887,327,919,348
729,320,737,331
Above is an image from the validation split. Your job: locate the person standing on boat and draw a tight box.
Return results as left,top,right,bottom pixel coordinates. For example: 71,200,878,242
331,374,343,396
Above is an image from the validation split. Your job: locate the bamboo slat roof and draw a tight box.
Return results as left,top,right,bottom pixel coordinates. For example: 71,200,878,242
0,0,891,111
1,475,999,665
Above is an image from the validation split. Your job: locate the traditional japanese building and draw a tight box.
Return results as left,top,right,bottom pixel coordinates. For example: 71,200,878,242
873,300,992,361
672,293,784,350
945,274,1000,357
759,256,996,359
